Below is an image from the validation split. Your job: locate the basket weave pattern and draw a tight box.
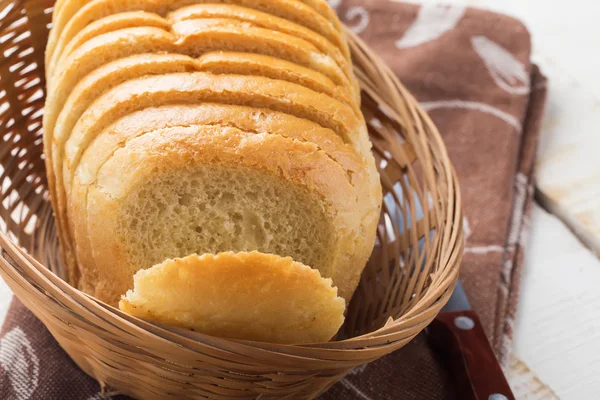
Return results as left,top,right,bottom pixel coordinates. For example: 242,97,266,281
0,0,463,398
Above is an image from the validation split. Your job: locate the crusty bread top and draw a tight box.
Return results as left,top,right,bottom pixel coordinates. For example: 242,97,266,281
50,16,353,93
168,4,351,78
194,51,356,109
74,103,365,188
119,252,345,344
51,6,353,92
172,18,352,88
46,0,349,74
51,11,170,75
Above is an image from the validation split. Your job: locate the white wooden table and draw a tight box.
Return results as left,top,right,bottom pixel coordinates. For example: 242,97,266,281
1,1,599,398
406,0,600,398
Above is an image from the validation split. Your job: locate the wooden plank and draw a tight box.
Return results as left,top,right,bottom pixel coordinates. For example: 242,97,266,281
514,204,600,398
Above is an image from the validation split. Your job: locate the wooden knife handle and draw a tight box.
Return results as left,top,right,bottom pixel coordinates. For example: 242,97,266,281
427,310,515,400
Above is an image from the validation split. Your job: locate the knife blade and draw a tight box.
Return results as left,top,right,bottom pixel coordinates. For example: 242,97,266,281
427,281,516,400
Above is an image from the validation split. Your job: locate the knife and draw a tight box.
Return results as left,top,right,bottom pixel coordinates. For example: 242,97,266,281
426,281,516,400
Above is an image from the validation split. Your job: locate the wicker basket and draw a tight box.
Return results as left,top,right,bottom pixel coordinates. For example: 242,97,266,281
0,0,463,398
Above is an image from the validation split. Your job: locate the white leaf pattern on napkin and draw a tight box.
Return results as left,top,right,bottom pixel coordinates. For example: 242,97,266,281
344,6,370,34
87,393,110,400
421,99,522,132
326,0,341,10
463,217,472,242
325,1,369,34
472,36,530,95
396,4,465,49
0,327,39,400
341,378,373,400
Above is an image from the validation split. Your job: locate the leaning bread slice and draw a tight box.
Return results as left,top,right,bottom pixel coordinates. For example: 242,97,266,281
69,104,380,293
48,11,171,77
46,0,348,75
84,125,365,304
119,252,346,344
173,18,353,91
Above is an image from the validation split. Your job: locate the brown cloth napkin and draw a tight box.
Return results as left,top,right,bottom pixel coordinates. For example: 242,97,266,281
0,1,547,399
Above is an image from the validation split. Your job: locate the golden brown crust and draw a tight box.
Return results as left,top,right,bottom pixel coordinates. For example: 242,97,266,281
49,11,171,76
195,51,357,111
86,125,364,303
168,4,352,80
119,252,346,344
172,18,352,90
50,16,352,94
50,6,355,96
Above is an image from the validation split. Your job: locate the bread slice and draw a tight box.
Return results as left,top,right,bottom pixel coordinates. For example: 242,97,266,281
172,18,352,90
85,125,365,304
119,252,346,344
46,0,348,75
168,4,351,75
49,11,171,77
69,104,379,293
194,52,357,111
